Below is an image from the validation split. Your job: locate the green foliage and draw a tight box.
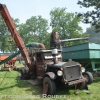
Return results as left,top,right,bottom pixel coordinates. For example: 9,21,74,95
0,15,21,52
0,16,11,52
19,15,50,49
50,7,87,46
77,0,100,32
0,7,88,52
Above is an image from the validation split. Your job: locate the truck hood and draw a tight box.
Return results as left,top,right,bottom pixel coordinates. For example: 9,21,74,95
49,60,80,68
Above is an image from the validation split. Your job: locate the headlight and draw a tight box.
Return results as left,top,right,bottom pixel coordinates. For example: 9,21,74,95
57,70,63,76
81,67,85,72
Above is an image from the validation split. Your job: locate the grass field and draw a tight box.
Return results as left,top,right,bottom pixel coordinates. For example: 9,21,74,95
0,62,100,100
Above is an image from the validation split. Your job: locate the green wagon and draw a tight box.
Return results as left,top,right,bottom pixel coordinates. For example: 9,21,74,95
62,42,100,72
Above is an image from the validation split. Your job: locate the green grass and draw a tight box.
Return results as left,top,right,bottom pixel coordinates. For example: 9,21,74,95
15,61,25,68
0,71,42,100
0,65,100,100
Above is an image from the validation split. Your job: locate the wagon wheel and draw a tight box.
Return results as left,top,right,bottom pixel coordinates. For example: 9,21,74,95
83,71,93,84
43,77,56,95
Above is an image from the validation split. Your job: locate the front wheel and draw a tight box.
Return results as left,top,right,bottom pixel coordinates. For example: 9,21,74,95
43,77,56,95
83,71,93,84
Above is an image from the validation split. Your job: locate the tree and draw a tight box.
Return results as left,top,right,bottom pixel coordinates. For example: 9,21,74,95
0,15,10,52
77,0,100,32
18,23,31,44
22,15,50,48
0,15,20,52
50,7,87,46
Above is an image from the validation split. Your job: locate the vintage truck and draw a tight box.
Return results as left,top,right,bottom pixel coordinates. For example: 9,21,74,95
0,3,89,95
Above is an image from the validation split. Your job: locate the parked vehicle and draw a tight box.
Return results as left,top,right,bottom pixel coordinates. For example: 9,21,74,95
0,3,89,95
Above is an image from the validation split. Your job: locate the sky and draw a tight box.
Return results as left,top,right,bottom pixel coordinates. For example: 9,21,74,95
0,0,93,32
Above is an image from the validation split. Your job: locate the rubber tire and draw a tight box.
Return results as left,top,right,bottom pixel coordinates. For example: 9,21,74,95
21,68,31,80
83,71,93,84
43,77,56,95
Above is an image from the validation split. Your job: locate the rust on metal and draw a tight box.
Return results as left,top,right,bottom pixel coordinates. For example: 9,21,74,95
0,4,33,71
68,78,87,86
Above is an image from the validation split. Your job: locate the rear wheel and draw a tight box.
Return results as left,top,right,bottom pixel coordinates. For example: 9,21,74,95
83,71,93,84
43,77,56,95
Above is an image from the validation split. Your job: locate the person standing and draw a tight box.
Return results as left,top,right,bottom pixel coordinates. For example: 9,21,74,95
50,31,62,49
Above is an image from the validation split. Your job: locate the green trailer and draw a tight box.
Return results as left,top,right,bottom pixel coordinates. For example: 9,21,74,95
62,42,100,72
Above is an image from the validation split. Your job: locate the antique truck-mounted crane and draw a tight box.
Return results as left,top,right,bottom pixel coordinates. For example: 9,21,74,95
0,3,90,95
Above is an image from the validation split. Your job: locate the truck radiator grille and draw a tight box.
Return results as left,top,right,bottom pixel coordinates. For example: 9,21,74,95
63,65,81,82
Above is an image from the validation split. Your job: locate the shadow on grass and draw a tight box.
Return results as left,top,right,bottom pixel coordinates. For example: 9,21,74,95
0,71,42,95
0,73,82,96
92,77,100,83
0,70,95,96
0,79,42,95
56,86,70,95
